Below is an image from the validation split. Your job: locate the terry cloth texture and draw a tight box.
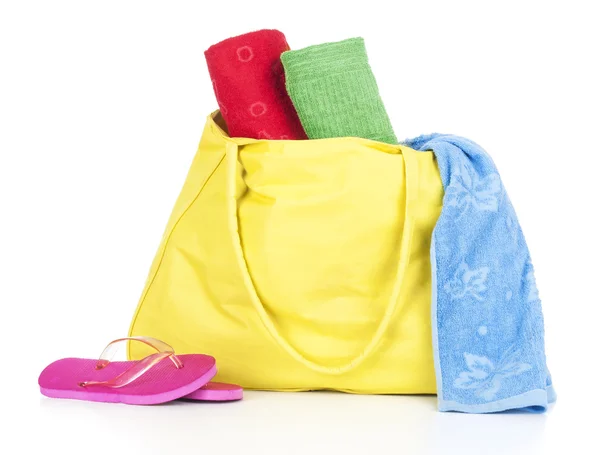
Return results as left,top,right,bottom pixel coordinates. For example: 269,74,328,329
281,37,397,144
205,29,307,140
405,133,556,413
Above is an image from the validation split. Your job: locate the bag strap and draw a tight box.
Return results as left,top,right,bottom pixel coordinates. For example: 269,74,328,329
225,143,419,375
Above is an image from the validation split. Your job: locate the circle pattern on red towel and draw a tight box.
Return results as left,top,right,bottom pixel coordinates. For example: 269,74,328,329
205,30,307,140
258,130,272,139
250,102,267,117
212,79,228,115
237,46,254,62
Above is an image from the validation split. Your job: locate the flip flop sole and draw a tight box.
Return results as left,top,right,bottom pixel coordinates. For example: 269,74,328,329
39,354,217,405
183,381,243,402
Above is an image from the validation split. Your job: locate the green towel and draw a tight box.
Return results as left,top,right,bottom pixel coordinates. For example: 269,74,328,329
281,37,397,144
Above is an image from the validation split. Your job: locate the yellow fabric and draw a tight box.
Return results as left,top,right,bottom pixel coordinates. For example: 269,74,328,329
128,112,444,394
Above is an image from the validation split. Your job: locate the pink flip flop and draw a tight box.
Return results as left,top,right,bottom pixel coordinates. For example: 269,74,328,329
39,337,217,405
133,337,243,402
39,336,243,405
113,336,243,402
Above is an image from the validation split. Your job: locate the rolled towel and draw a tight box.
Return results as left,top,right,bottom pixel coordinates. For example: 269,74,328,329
281,37,397,144
204,29,307,140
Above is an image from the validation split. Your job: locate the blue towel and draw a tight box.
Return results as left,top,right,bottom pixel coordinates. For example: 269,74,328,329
404,133,556,413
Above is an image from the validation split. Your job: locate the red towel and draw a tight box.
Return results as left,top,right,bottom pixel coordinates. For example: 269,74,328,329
204,30,307,140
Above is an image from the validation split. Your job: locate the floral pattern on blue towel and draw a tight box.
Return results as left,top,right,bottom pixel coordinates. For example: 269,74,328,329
404,133,554,413
454,349,532,401
446,162,502,216
444,262,490,301
526,261,540,303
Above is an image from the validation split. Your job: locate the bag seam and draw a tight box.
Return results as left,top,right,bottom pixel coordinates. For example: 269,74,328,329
127,152,226,359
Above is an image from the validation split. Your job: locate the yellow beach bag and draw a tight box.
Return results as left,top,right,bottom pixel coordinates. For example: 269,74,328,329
128,112,444,394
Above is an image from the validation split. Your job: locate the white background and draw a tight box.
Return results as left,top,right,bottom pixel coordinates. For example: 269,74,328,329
1,1,599,454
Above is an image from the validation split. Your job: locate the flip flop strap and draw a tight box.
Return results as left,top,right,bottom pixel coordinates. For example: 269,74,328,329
79,337,182,389
79,351,176,389
96,336,182,369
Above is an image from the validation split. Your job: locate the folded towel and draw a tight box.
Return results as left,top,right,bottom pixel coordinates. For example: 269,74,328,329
281,37,397,144
204,29,307,140
404,133,555,413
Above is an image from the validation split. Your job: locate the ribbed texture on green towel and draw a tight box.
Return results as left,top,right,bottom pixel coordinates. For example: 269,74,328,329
281,37,397,144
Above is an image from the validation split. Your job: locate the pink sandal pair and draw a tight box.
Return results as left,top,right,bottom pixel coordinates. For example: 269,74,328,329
38,337,243,405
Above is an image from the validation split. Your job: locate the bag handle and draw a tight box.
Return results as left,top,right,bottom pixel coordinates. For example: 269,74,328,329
225,143,419,375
